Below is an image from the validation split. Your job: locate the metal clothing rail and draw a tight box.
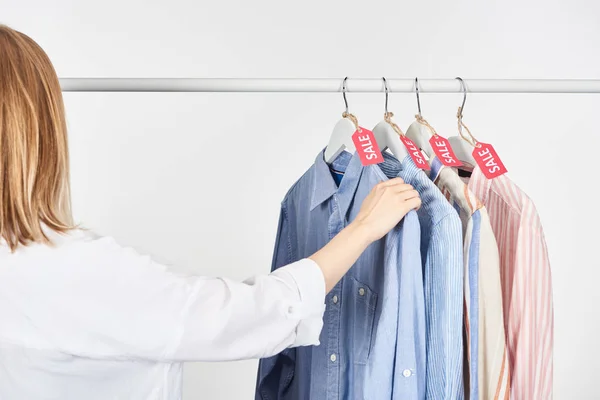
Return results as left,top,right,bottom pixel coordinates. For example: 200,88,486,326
58,78,600,93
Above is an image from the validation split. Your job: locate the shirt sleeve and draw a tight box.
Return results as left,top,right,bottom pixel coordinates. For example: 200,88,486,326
36,232,325,362
512,213,553,399
426,214,465,399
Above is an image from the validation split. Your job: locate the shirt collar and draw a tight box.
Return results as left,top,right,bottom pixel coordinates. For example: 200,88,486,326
310,149,364,214
468,165,493,204
429,156,445,183
430,155,482,214
377,151,403,177
398,154,428,183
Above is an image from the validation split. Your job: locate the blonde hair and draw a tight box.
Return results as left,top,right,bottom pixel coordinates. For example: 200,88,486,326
0,25,73,251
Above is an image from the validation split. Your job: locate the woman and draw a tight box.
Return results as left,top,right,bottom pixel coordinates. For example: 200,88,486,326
0,25,421,399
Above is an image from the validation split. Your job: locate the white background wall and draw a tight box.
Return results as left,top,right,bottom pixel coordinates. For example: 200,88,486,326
3,0,600,398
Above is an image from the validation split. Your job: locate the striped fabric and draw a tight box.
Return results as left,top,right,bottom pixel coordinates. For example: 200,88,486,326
431,158,510,400
468,167,553,400
380,154,465,400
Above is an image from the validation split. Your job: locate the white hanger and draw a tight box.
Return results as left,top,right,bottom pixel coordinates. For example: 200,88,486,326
447,77,477,167
372,77,409,161
405,77,435,159
325,77,357,163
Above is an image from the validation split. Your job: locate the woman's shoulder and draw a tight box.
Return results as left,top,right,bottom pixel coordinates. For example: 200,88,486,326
7,226,129,263
52,228,131,258
51,228,168,273
1,226,168,277
43,226,108,249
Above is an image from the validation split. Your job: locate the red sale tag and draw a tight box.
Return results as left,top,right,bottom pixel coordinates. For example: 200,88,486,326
399,135,430,170
429,134,463,167
352,127,383,166
472,142,507,179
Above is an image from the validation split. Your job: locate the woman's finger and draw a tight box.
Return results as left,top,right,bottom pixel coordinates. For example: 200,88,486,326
377,177,405,188
397,189,420,200
405,197,422,210
390,184,415,194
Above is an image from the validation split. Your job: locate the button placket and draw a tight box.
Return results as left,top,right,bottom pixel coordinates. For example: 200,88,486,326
324,194,343,400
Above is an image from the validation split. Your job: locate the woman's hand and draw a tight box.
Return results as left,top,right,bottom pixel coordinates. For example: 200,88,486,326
309,177,421,292
353,177,421,242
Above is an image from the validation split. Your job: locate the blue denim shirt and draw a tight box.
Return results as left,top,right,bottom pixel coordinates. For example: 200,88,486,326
380,154,465,400
256,150,425,400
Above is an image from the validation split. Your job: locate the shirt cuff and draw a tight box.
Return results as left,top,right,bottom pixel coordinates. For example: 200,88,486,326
271,258,326,347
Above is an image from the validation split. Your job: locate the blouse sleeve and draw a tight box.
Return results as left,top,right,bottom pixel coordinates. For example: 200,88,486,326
38,236,326,362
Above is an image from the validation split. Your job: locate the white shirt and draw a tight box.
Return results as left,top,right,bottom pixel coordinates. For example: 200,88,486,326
0,228,326,400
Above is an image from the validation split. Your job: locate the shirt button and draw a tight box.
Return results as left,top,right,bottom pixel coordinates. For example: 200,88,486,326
358,288,365,296
330,354,337,362
332,295,339,304
402,369,412,377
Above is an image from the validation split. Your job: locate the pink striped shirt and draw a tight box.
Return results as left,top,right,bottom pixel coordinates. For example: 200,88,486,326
467,167,553,400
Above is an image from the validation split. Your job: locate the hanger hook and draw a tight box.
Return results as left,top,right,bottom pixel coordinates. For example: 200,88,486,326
382,77,389,114
415,77,422,117
342,77,349,114
456,77,467,117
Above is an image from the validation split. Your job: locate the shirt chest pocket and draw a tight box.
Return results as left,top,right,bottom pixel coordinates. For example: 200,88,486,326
348,277,378,365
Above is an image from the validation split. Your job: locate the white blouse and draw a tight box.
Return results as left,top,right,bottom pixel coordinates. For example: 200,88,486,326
0,228,326,400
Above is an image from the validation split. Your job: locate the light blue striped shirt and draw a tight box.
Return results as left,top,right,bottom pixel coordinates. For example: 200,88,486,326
380,154,465,400
430,157,481,400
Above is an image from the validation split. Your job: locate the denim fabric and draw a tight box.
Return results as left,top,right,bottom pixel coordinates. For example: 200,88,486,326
379,154,465,400
256,150,424,400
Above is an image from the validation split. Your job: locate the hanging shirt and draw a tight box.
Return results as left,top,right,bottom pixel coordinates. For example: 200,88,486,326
327,160,425,400
0,228,326,400
378,154,465,400
256,150,425,400
467,166,553,400
429,157,510,400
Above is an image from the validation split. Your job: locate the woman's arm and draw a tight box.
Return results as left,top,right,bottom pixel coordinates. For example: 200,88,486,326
27,178,419,363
